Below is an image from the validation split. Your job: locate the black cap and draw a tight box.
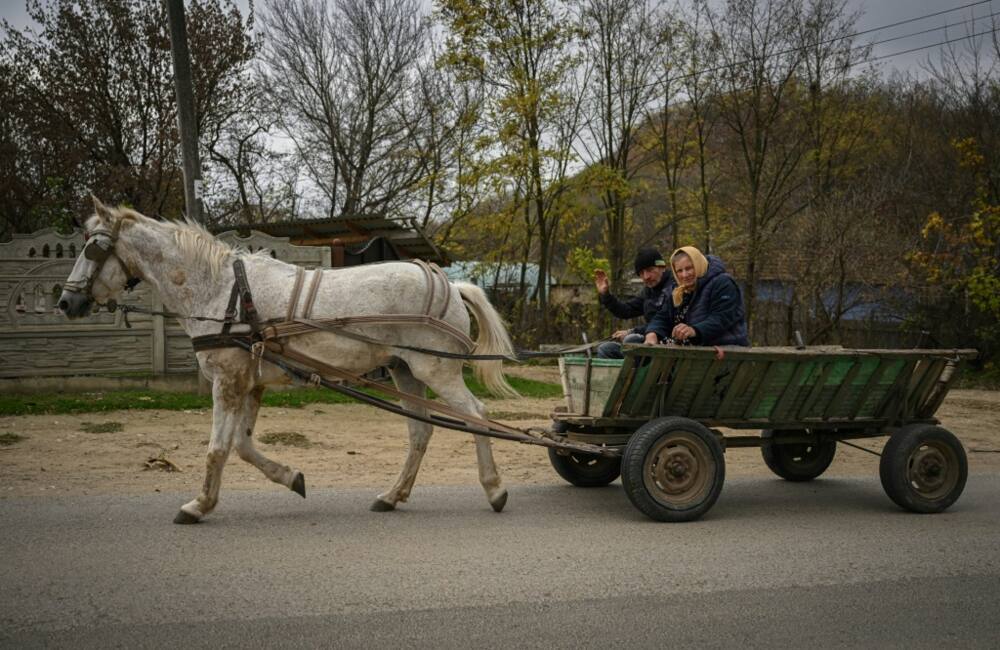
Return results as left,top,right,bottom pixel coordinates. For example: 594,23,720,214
634,248,666,275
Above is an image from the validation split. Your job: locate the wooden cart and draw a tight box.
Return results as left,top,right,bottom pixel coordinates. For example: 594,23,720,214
550,345,978,522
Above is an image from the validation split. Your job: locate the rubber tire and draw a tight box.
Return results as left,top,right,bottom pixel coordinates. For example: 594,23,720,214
760,429,837,481
879,424,967,513
548,447,622,487
621,416,725,522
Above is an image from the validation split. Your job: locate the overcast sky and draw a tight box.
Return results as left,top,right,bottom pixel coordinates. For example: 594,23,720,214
0,0,996,77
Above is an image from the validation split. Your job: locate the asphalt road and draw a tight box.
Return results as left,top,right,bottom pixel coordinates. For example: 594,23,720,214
2,474,999,649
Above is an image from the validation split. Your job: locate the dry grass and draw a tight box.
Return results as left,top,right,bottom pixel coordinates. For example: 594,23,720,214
80,421,124,434
0,432,27,446
258,431,311,447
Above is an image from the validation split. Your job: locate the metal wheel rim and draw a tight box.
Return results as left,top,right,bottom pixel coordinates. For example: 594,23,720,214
642,430,715,509
780,443,823,465
567,453,614,475
906,441,959,500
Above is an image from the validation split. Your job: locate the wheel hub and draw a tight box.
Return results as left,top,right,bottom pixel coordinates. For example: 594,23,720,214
911,447,948,490
644,433,714,505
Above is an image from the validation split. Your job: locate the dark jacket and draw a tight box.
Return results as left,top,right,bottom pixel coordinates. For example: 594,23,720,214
598,273,670,335
646,255,749,347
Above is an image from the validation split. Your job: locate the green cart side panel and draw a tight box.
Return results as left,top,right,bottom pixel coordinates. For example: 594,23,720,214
746,361,797,419
576,346,976,430
855,358,905,417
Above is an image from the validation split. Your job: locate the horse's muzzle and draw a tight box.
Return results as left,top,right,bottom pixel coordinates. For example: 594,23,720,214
58,290,92,319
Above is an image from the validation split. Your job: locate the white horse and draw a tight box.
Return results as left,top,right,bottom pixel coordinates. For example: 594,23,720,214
59,198,518,523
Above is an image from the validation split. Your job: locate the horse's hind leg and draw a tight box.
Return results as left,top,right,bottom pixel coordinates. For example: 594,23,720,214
372,364,433,512
233,386,305,497
417,366,508,513
175,379,245,524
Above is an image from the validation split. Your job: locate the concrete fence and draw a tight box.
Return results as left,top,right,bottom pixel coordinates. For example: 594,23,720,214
0,228,330,382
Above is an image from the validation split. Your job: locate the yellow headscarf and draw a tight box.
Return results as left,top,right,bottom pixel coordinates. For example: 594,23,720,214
670,246,709,306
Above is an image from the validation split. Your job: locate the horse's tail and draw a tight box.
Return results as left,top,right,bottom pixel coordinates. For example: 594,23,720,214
455,282,520,399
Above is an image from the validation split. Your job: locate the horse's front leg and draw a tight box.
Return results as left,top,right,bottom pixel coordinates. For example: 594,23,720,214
233,385,305,497
174,379,247,524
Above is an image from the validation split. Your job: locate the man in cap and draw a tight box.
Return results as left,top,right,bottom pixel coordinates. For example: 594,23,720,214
593,247,671,359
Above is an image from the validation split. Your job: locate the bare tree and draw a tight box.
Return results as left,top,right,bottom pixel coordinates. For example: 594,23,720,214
710,0,808,332
577,0,663,289
259,0,435,219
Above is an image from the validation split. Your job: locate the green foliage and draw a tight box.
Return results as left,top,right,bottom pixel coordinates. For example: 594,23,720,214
565,247,608,283
909,138,1000,362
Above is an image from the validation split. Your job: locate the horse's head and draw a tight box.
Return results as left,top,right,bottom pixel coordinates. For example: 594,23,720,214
58,196,140,318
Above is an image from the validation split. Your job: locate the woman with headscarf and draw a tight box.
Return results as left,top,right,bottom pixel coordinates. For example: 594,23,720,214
643,246,750,347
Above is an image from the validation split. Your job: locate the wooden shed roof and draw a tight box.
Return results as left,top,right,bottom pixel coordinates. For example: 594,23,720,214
212,215,448,266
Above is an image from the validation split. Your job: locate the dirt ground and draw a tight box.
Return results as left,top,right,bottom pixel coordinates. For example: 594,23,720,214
2,365,999,498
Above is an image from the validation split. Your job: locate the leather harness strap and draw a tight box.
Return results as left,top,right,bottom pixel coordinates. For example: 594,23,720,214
286,267,306,322
429,262,451,319
301,268,323,320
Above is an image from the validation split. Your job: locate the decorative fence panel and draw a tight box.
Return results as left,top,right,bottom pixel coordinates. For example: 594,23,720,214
0,228,329,379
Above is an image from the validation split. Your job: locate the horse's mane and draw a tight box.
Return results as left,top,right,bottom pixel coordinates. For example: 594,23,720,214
113,207,258,279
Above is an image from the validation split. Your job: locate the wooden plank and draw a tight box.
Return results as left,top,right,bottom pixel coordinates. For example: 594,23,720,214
848,358,889,420
876,359,917,424
622,345,978,362
908,359,946,417
919,359,962,418
770,362,814,421
900,359,937,423
689,359,725,417
741,361,781,419
822,359,863,420
715,361,756,419
626,356,672,416
603,357,638,417
660,358,695,415
796,361,837,420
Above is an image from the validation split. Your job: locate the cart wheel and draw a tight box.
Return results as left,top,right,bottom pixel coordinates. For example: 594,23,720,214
548,448,621,487
760,429,836,482
621,417,725,522
879,424,967,513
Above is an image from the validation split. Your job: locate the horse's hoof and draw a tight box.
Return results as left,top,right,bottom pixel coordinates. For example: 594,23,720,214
370,498,395,512
173,509,200,525
490,490,508,513
291,472,306,498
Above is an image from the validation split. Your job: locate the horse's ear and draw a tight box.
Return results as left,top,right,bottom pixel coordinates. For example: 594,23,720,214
90,194,113,224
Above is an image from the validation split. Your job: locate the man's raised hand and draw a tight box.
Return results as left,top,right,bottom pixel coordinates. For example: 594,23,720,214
594,269,610,295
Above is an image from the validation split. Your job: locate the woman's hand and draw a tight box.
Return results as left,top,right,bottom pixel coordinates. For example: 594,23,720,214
671,323,696,341
644,332,659,345
594,269,610,295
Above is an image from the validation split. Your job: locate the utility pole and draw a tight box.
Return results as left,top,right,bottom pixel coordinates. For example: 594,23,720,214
165,0,203,223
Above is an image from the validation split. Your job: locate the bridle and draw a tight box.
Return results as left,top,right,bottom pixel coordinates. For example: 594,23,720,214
63,218,141,301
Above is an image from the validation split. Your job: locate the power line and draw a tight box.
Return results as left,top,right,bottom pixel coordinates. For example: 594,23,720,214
656,0,999,89
855,8,1000,56
867,22,999,65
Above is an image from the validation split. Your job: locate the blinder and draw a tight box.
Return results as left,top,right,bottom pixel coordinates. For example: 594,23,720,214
69,220,141,297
